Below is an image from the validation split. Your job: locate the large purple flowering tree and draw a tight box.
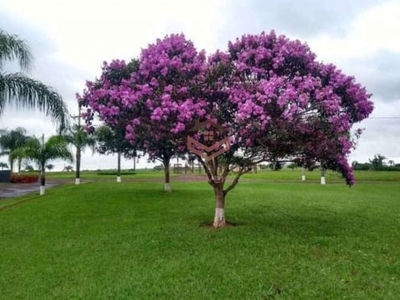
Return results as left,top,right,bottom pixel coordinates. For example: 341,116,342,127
197,31,373,227
79,31,373,228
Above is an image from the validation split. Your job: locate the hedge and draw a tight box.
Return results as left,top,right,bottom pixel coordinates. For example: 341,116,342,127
10,174,39,183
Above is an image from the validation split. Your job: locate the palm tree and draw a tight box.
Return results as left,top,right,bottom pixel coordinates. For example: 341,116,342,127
9,147,28,174
24,134,73,195
63,111,96,184
0,29,69,130
0,127,29,172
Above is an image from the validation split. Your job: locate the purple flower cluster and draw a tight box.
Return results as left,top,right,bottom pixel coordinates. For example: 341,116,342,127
205,31,373,185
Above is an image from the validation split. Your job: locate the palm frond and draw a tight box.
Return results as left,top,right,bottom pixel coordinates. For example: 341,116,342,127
0,72,69,130
9,147,26,161
0,127,28,154
0,30,32,71
24,135,73,167
0,151,10,156
63,124,97,153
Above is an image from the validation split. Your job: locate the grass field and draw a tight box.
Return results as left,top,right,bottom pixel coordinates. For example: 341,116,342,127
43,168,400,182
1,171,400,299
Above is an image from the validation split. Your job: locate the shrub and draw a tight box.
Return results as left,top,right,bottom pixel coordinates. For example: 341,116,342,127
153,165,164,171
10,174,39,183
96,171,136,176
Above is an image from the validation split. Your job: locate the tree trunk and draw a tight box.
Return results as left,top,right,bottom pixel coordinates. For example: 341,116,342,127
133,156,136,172
40,165,45,195
18,158,22,174
163,159,171,192
9,158,14,174
75,147,81,185
213,183,226,228
320,168,326,185
301,166,306,181
117,151,121,182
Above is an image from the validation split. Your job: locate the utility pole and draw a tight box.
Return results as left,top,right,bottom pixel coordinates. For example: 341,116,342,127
40,133,45,195
70,104,82,185
70,104,81,126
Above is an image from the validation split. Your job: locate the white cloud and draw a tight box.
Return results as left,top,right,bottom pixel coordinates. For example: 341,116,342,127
308,1,400,62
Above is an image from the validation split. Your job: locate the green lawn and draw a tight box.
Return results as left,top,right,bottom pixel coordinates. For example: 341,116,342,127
241,169,400,182
1,178,400,299
45,169,171,180
21,168,400,183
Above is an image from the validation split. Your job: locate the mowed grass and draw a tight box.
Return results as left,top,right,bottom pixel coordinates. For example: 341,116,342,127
45,169,170,180
44,168,400,184
241,169,400,182
1,180,400,299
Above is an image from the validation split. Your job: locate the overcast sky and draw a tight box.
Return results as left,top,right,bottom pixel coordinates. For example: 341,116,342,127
1,0,399,170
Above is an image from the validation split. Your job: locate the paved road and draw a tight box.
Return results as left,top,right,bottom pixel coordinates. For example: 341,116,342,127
0,181,64,199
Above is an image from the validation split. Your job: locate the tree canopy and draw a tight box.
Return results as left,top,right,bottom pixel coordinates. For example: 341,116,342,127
0,127,29,172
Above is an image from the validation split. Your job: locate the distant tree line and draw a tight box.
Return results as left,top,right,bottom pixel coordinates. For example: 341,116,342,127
352,154,400,171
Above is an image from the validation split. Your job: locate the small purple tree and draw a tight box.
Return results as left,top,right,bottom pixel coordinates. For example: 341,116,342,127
77,59,141,182
79,34,207,192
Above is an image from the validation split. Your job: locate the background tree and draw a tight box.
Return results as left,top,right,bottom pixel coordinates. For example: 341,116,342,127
63,165,74,172
63,109,96,184
287,162,298,170
9,147,28,174
351,160,358,168
24,134,73,195
0,162,8,169
0,29,69,130
78,59,140,183
269,160,283,171
0,127,29,172
369,154,386,170
79,35,206,191
94,125,137,182
352,162,371,171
